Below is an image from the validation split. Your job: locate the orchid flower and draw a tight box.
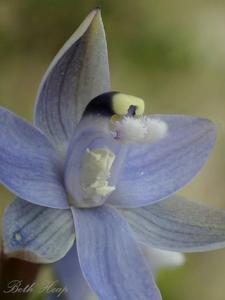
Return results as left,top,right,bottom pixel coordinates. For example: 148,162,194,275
2,8,225,300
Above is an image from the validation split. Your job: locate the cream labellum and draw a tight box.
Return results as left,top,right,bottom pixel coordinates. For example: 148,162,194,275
80,148,115,206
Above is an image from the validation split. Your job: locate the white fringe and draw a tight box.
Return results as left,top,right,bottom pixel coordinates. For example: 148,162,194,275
113,116,168,144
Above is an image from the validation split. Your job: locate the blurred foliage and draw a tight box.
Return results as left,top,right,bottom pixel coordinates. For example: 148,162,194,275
0,0,225,300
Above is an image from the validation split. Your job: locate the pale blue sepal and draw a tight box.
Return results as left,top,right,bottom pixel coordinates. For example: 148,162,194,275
0,108,68,209
52,243,95,300
34,8,110,155
3,198,75,263
108,115,217,208
120,195,225,252
72,205,162,300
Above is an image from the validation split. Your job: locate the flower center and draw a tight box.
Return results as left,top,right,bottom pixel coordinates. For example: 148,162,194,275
67,92,168,208
80,148,115,206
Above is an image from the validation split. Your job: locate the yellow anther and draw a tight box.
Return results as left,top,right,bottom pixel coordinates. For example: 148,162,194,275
112,93,145,116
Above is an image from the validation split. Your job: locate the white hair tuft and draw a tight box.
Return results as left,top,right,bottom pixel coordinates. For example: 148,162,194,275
113,116,168,144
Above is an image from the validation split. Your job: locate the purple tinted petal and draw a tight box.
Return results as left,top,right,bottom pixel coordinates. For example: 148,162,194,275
35,9,110,155
108,115,216,207
53,243,95,300
0,108,68,208
72,205,162,300
121,195,225,252
3,198,74,263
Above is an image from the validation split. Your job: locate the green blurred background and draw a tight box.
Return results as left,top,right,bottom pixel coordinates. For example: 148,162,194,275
0,0,225,299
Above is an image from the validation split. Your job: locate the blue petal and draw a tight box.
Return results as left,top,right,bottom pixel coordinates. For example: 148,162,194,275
108,115,217,207
34,9,110,155
0,108,68,208
120,195,225,252
72,205,162,300
53,243,95,300
3,198,75,263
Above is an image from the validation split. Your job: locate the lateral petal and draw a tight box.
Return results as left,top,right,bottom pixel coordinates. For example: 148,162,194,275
0,108,68,208
108,115,216,207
